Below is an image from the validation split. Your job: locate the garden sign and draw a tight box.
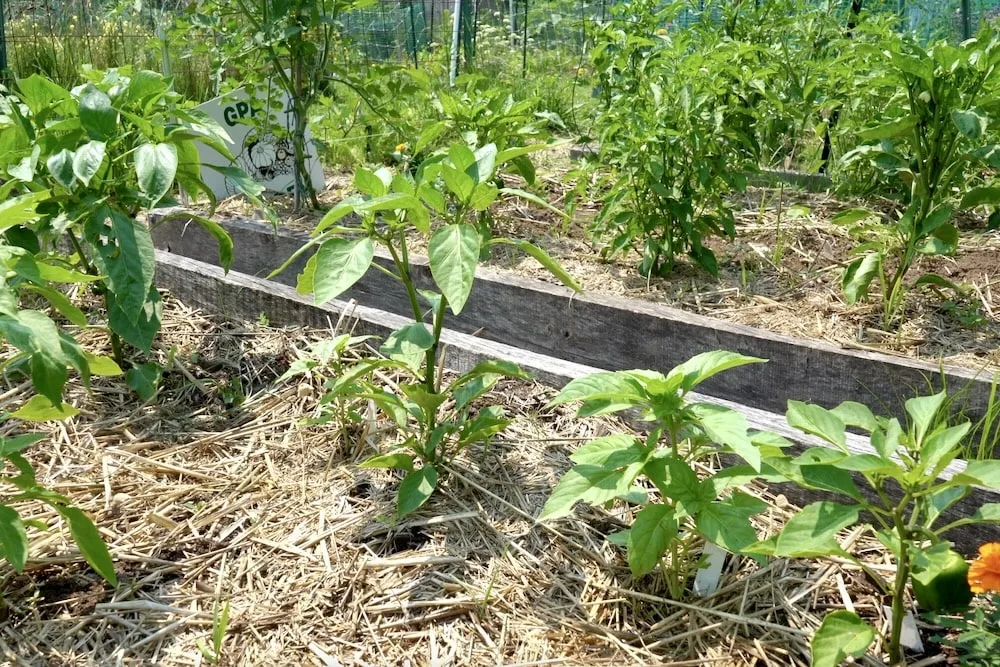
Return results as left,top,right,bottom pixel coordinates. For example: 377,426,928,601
194,86,324,198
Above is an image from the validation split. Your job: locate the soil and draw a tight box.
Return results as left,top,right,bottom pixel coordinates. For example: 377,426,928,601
213,148,1000,373
0,294,936,666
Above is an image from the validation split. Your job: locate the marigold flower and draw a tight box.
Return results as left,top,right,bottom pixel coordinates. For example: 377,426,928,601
968,542,1000,593
656,28,668,36
395,143,408,153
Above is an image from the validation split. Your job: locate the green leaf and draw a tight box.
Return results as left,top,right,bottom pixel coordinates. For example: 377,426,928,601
688,403,759,471
397,466,438,518
915,273,962,292
108,286,162,353
627,503,678,576
91,208,156,323
11,394,79,421
78,84,117,140
469,183,500,211
667,351,766,394
539,464,639,520
695,492,767,553
831,401,878,433
125,362,162,400
0,505,29,572
960,186,1000,210
489,239,582,292
906,391,947,444
428,224,479,315
831,208,876,225
358,452,414,472
0,191,51,232
549,372,647,415
499,187,568,219
859,115,917,142
185,214,234,272
469,143,498,184
953,460,1000,488
379,323,434,373
810,611,873,667
47,149,75,188
0,309,69,405
354,167,387,197
786,402,847,450
312,195,364,235
952,109,987,141
646,455,711,515
842,253,880,305
17,75,72,114
84,353,122,377
415,120,448,153
773,501,859,558
135,143,178,206
73,141,106,187
569,435,646,468
204,164,265,199
921,423,970,477
24,285,87,327
312,237,374,304
441,165,475,202
56,506,117,585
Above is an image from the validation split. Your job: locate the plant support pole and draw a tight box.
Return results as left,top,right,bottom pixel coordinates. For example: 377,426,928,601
449,0,462,85
961,0,973,40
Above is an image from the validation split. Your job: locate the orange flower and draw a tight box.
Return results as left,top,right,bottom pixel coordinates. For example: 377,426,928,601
395,143,408,154
968,543,1000,594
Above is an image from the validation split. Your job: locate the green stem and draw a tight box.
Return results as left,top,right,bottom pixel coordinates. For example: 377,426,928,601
427,296,447,394
887,527,909,665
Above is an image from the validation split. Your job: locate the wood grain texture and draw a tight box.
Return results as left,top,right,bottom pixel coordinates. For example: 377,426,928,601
154,249,1000,552
151,214,999,430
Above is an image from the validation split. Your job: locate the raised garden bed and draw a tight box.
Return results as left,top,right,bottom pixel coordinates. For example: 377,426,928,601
152,214,1000,431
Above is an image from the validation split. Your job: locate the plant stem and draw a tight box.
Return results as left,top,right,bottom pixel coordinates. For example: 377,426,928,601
427,297,447,394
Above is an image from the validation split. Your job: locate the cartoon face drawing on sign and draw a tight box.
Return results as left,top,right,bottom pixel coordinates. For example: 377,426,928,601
224,128,296,195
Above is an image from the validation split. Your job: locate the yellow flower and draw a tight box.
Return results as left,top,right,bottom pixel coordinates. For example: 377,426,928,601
968,543,1000,593
656,28,667,36
395,142,408,153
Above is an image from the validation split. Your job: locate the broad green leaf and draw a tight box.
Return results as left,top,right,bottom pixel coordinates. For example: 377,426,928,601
469,183,500,211
441,165,474,202
17,74,72,114
549,372,647,415
914,273,962,292
859,115,917,141
921,423,971,477
705,465,759,498
428,224,479,315
359,452,414,472
469,143,498,184
960,186,1000,210
810,611,873,667
73,141,106,187
905,391,947,444
842,253,880,305
831,208,875,225
688,403,759,471
47,149,75,188
313,237,374,304
666,351,766,393
773,501,859,558
205,164,265,199
952,109,987,141
453,374,499,411
107,285,161,352
78,84,117,140
354,167,387,197
971,504,1000,522
11,394,79,421
125,362,161,400
645,455,711,515
627,503,678,576
0,191,51,232
0,309,68,405
0,434,45,457
56,506,117,585
953,460,1000,489
185,214,234,272
539,464,639,520
0,505,28,572
695,492,767,553
831,401,878,433
91,208,156,323
786,401,847,450
312,194,364,235
415,120,448,153
135,143,178,206
84,353,122,377
397,465,438,518
569,435,646,468
36,263,101,283
379,323,434,373
296,253,317,295
24,285,87,327
927,486,969,528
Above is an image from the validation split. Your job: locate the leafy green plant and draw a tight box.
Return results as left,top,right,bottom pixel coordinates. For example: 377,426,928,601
838,30,1000,326
931,596,1000,666
539,352,781,597
751,392,1000,665
589,0,760,277
0,425,117,585
273,141,579,518
197,599,231,664
0,68,253,367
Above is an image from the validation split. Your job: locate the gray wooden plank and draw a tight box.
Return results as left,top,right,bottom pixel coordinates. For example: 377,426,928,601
154,249,1000,552
150,214,1000,431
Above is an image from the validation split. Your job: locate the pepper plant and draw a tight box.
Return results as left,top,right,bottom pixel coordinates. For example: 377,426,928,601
589,0,760,277
750,393,1000,666
838,30,1000,326
273,142,580,518
0,68,254,366
539,352,782,597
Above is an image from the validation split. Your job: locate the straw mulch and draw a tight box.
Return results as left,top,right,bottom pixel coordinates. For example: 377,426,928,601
0,295,914,666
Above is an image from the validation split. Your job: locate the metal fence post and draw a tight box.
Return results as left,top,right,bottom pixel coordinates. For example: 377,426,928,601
961,0,973,39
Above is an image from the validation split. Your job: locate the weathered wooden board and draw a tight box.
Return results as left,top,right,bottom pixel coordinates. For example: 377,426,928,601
567,144,833,191
151,215,999,431
155,249,1000,552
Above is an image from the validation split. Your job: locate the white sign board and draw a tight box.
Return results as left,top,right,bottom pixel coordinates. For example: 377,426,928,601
194,87,324,199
